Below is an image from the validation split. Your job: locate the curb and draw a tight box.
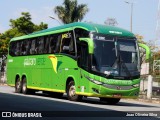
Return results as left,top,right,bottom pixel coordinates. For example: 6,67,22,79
126,98,160,104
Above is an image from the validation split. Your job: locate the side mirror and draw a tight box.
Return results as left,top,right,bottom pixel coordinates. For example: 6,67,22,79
138,43,151,61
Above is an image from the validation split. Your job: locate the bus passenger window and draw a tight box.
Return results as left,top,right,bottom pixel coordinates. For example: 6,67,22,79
60,32,75,56
61,38,71,54
44,36,49,53
26,40,31,55
9,42,16,56
15,42,20,56
49,35,57,53
37,37,44,54
55,35,61,53
21,41,27,55
30,39,36,54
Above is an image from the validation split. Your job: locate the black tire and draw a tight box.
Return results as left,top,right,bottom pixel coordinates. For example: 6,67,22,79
15,77,22,93
100,98,120,105
22,77,34,94
22,77,28,94
67,81,82,101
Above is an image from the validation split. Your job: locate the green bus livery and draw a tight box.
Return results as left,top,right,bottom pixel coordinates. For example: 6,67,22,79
7,22,150,104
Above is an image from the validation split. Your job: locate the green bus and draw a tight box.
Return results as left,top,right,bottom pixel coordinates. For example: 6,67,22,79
7,22,150,104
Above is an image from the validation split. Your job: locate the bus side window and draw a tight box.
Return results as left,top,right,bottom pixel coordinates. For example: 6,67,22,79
15,42,20,56
44,36,49,53
9,42,16,56
37,37,44,54
60,31,75,56
26,40,31,55
30,39,36,55
21,41,27,55
49,35,57,53
55,35,61,53
61,38,71,54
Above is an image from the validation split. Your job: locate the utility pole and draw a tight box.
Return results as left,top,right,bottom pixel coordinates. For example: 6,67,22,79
125,1,134,32
153,0,160,75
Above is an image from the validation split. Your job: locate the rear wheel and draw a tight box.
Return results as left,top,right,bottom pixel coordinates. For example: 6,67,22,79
67,81,82,101
15,77,22,93
22,77,34,94
100,98,120,105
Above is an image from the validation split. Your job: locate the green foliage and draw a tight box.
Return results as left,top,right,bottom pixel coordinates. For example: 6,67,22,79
0,12,48,55
10,12,48,34
54,0,88,24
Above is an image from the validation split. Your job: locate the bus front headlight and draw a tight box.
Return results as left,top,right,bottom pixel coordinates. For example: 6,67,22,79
132,84,140,88
86,77,103,85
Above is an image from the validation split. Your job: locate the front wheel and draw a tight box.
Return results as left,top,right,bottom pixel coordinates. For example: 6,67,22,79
67,81,82,101
100,98,120,105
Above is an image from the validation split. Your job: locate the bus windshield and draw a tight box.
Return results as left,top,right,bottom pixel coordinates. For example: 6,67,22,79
92,34,140,79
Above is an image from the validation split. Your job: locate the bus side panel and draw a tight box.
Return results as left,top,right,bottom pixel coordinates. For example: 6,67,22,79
7,56,23,86
56,55,80,91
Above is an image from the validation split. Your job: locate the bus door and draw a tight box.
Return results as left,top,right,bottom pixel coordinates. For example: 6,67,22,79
78,41,92,93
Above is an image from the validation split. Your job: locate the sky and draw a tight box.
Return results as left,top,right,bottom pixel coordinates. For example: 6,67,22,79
0,0,159,42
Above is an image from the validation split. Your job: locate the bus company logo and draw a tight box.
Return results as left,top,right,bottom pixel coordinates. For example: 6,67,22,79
2,112,11,117
24,58,36,66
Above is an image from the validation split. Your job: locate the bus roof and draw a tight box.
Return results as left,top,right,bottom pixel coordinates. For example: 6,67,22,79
11,22,135,41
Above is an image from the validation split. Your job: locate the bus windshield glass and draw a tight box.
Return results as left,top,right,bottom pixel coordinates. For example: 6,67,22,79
92,33,140,79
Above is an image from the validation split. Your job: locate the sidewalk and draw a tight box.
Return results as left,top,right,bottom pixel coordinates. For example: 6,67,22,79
126,98,160,104
125,93,160,104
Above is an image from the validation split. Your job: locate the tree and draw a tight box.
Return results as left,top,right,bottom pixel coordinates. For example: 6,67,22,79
10,12,48,34
0,28,22,55
104,18,118,26
0,12,48,55
54,0,89,24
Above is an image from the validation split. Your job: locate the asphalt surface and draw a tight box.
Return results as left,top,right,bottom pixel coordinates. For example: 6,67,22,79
0,85,160,120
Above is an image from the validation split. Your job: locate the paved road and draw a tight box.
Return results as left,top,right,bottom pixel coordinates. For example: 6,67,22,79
0,85,160,120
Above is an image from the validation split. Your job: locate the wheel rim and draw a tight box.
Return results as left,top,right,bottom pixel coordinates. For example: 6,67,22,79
69,85,76,97
22,82,26,93
16,81,20,91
